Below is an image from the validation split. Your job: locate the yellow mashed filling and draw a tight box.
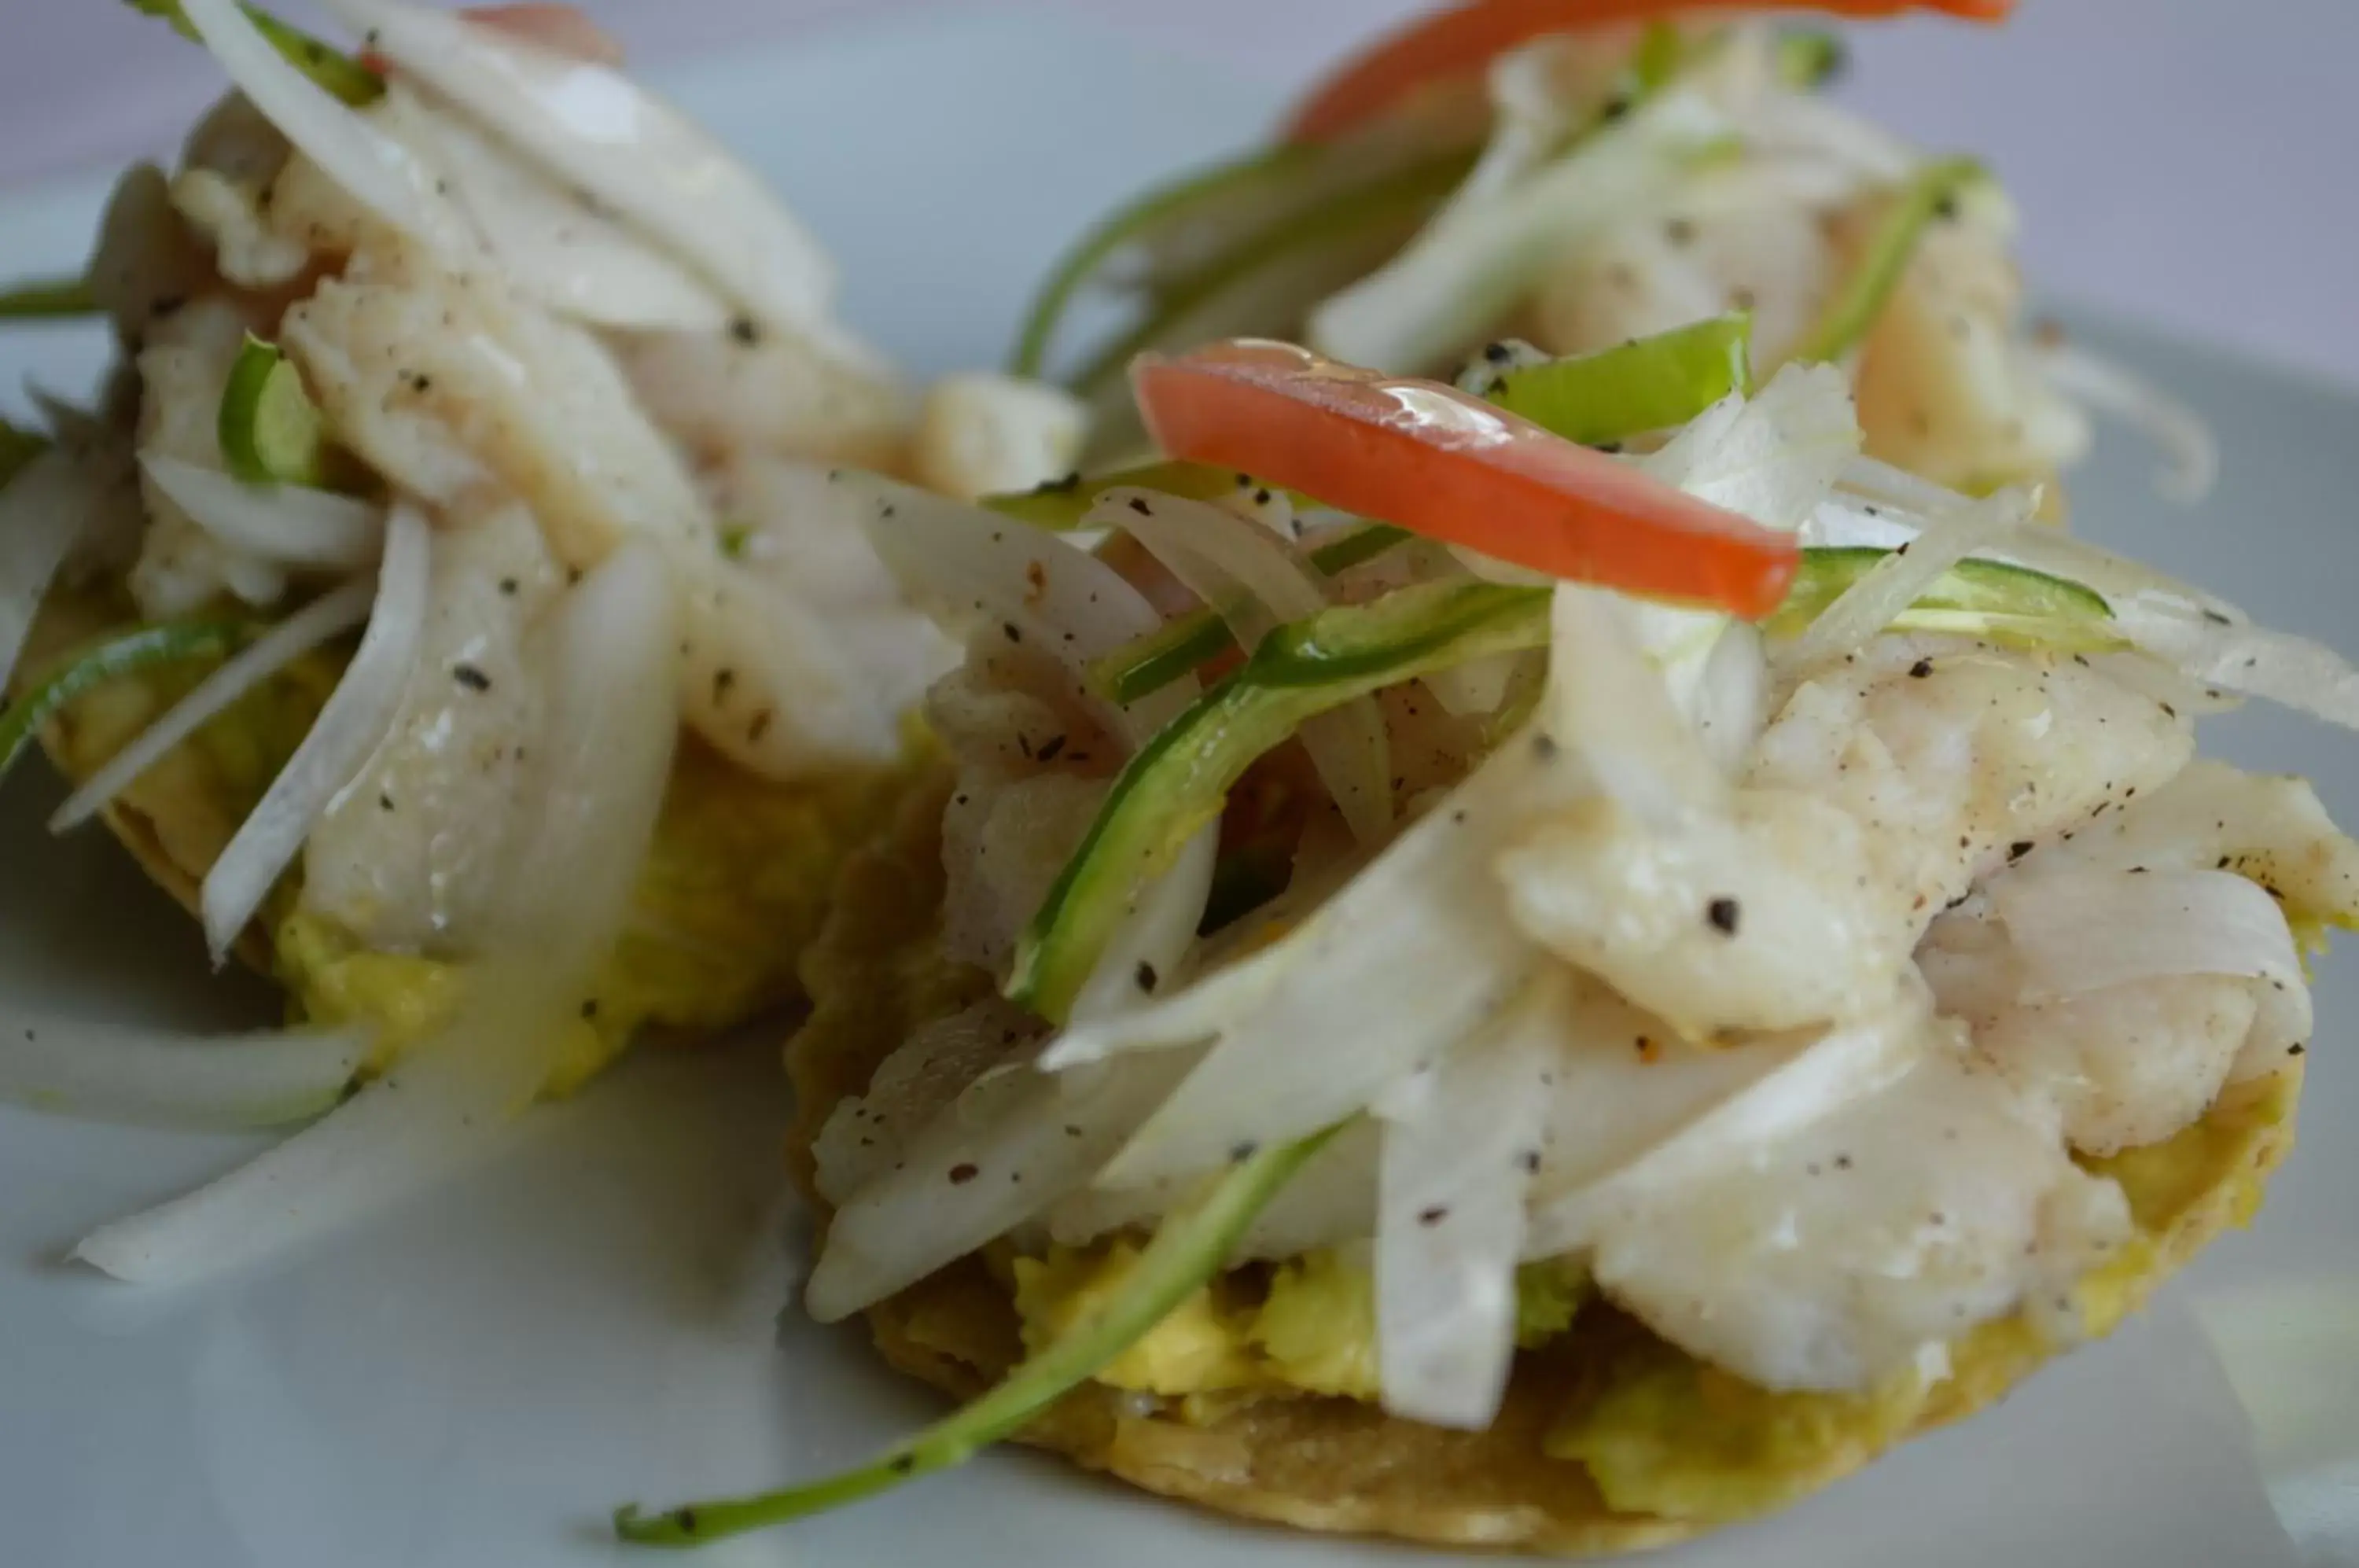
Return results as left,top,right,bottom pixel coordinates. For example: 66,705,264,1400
36,608,924,1094
1012,1244,1588,1408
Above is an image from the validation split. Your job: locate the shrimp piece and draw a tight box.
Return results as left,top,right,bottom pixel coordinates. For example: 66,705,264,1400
129,296,289,617
300,499,561,951
171,93,308,290
613,318,912,474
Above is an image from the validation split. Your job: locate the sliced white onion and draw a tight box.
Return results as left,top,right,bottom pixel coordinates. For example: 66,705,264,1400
138,452,386,570
2114,599,2359,731
1422,652,1521,717
322,0,840,341
1087,734,1579,1190
76,542,679,1286
370,81,731,333
1543,583,1722,826
805,1047,1202,1323
1375,971,1556,1429
1524,978,1930,1256
0,447,90,695
1777,484,2035,670
51,578,376,834
0,1014,367,1131
1064,827,1220,1029
179,0,467,255
199,506,430,962
2036,341,2219,505
1648,363,1862,533
1309,86,1732,373
1992,867,2304,1004
1093,488,1392,845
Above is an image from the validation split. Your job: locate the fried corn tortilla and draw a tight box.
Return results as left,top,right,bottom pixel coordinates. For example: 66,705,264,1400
785,770,2298,1554
15,586,929,1085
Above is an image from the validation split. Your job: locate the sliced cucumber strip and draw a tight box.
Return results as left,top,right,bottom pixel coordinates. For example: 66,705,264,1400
0,276,99,319
1486,311,1753,444
1014,580,1551,1022
1789,156,1983,366
131,1,383,105
219,336,333,488
1,617,251,783
614,1127,1341,1544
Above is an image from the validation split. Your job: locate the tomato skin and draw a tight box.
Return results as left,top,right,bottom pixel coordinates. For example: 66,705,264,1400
1283,0,2013,144
1132,340,1798,620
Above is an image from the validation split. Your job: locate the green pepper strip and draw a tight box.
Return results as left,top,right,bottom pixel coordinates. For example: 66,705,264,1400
1768,547,2125,652
1489,311,1754,442
1014,580,1552,1022
1091,522,1409,705
0,618,251,783
1008,145,1318,380
1773,29,1846,90
1789,156,1984,366
1067,146,1480,401
218,334,333,488
0,277,100,319
0,421,47,489
613,1126,1344,1546
129,0,384,106
1087,315,1756,706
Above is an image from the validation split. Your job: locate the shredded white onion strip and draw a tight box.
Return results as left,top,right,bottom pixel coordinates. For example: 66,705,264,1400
1778,485,2034,670
0,447,89,697
1093,488,1393,845
75,543,679,1286
2114,601,2359,732
1375,974,1556,1429
322,0,841,341
2037,342,2219,506
199,506,430,963
0,1015,368,1131
51,579,376,834
138,453,386,571
1993,868,2304,1004
179,0,467,256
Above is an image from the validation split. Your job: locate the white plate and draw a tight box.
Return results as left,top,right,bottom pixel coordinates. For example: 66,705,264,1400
3,9,2356,1566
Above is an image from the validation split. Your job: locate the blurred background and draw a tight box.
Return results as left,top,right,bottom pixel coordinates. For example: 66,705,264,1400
1,0,2353,382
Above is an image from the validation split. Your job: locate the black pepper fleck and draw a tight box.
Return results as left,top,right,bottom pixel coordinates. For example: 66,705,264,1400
1706,897,1741,936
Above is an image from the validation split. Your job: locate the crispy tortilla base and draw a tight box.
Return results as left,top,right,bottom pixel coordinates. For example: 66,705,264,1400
786,765,2302,1555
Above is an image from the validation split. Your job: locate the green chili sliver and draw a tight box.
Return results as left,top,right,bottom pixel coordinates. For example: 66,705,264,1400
1014,581,1551,1022
1009,145,1318,380
1489,311,1754,442
218,334,334,488
1067,145,1480,401
1790,156,1984,366
1771,547,2122,650
0,618,251,782
614,1126,1344,1545
1773,29,1846,90
129,0,383,106
984,459,1311,533
0,277,100,320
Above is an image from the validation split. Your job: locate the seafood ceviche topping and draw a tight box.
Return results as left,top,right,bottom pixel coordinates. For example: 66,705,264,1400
1015,0,2211,508
622,322,2359,1547
0,1,1084,1283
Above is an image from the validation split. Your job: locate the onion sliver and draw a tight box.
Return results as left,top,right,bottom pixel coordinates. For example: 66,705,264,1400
0,1014,367,1131
200,506,430,962
75,542,679,1286
322,0,839,340
51,579,376,834
180,0,466,256
1993,868,2303,1004
1375,973,1555,1429
0,448,90,696
139,452,385,571
2037,342,2218,506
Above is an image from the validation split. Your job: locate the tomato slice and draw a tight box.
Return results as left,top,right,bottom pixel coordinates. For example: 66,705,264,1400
1283,0,2013,143
1131,340,1798,620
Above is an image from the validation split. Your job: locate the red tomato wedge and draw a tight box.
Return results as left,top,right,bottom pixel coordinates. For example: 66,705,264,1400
1283,0,2013,143
361,4,626,72
1131,340,1798,620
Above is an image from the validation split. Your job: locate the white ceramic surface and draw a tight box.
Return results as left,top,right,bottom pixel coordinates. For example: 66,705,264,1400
1,11,2355,1566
